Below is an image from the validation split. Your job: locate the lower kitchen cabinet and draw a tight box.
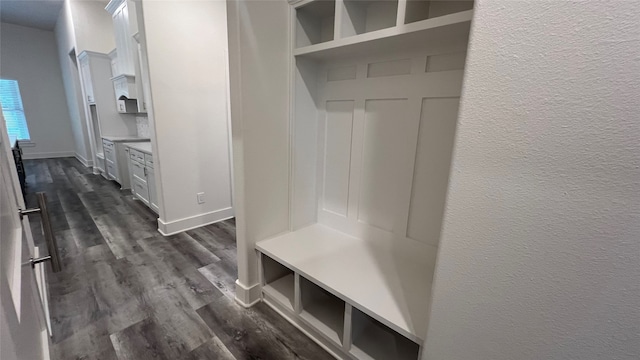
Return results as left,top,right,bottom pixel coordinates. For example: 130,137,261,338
126,145,158,214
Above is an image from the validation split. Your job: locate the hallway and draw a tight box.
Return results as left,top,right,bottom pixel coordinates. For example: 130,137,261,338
24,158,331,360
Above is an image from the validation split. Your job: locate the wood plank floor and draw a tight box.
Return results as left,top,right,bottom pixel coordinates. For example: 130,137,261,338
24,158,332,360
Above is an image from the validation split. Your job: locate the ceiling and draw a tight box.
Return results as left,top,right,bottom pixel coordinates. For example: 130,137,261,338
0,0,64,31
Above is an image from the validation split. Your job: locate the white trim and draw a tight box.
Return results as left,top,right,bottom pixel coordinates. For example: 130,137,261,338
74,153,93,167
21,151,76,160
157,207,235,236
234,279,261,308
105,0,125,15
17,140,36,147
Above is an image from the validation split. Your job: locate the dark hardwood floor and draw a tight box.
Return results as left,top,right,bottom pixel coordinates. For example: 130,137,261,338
24,157,332,360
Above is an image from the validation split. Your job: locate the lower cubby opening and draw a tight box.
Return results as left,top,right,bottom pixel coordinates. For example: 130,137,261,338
350,308,420,360
300,276,345,345
261,254,295,311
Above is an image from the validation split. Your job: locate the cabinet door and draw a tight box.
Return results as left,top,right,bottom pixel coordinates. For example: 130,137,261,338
146,166,159,213
126,149,136,193
79,58,94,103
133,176,150,206
113,3,135,75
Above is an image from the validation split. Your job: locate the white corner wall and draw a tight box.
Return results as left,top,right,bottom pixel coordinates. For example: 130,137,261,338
54,0,91,165
138,0,234,235
69,0,115,54
0,23,76,159
424,1,640,359
226,0,291,305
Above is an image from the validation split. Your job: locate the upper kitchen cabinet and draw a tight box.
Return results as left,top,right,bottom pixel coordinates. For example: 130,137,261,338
106,0,143,113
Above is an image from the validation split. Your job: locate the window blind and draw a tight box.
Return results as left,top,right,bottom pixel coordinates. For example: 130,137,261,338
0,79,30,144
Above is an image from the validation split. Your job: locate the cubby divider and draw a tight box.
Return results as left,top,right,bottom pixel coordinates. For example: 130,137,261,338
350,307,420,360
296,0,337,48
341,0,399,38
299,276,346,345
261,254,295,311
404,0,474,24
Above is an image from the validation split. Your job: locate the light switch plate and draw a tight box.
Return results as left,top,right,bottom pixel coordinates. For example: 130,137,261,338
197,192,205,204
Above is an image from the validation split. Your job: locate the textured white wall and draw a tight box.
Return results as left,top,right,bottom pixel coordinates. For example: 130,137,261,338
139,0,234,233
226,0,291,302
69,0,115,54
54,0,91,164
0,23,76,159
424,1,640,359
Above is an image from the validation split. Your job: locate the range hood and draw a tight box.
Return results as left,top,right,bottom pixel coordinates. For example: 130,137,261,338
111,74,139,113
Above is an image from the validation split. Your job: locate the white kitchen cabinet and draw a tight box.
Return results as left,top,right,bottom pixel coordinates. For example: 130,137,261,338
77,51,137,175
145,154,159,213
104,138,149,190
106,0,142,113
126,144,158,214
107,0,136,76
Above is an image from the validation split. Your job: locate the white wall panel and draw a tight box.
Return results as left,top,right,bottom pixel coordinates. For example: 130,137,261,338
323,100,355,216
357,98,410,232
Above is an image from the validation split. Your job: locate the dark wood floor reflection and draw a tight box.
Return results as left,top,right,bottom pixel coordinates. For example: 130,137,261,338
25,158,331,360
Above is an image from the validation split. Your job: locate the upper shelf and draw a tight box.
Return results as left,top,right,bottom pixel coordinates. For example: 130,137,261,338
294,9,473,59
256,223,438,343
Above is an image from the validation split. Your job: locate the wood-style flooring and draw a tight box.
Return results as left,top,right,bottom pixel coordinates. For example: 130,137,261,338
24,158,332,360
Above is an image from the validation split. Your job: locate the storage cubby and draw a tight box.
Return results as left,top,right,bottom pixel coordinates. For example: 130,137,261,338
296,0,336,48
341,0,399,38
300,276,345,345
261,254,295,311
404,0,474,24
350,308,420,360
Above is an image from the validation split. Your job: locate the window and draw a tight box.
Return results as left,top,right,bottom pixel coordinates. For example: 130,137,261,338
0,79,30,144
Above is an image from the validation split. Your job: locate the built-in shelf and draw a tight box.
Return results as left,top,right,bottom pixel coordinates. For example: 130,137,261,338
296,0,336,48
256,223,437,343
405,0,475,24
294,9,472,59
261,255,295,311
351,308,420,360
341,0,398,38
300,276,345,345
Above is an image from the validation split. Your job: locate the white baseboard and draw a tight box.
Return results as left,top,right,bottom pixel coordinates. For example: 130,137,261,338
74,153,93,167
234,279,261,307
157,207,234,236
22,151,76,160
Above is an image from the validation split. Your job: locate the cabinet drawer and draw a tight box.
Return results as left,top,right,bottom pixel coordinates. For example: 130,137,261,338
103,139,115,150
133,177,150,205
106,162,118,181
130,159,146,181
104,146,116,163
144,153,154,168
129,148,145,163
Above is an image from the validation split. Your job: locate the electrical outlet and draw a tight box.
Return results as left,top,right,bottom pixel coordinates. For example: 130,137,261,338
197,192,205,204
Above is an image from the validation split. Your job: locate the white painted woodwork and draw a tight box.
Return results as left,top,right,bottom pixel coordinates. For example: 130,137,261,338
299,276,345,346
295,0,336,47
112,74,137,101
340,0,398,37
106,0,136,76
257,223,437,343
125,143,158,214
294,9,472,59
77,51,137,173
232,1,472,359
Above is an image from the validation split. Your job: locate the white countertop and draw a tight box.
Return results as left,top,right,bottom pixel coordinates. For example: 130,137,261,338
124,142,152,154
102,135,150,142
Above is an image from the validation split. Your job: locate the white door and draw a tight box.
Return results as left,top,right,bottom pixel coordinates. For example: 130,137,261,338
0,112,51,360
